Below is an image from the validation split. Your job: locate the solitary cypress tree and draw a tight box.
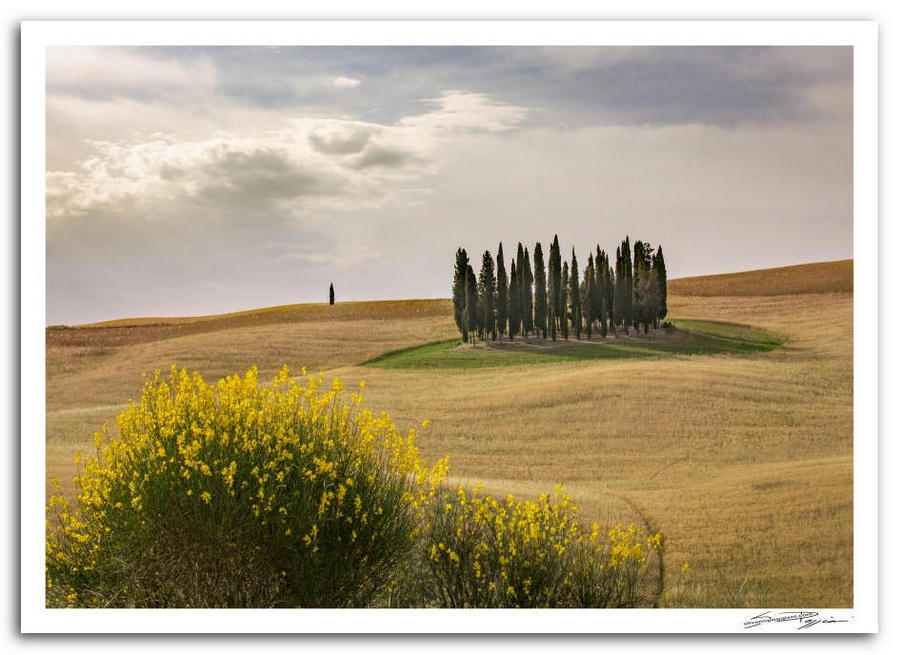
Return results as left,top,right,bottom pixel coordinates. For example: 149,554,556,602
584,256,594,339
453,248,469,341
655,245,668,324
329,283,335,306
478,250,496,340
465,264,478,343
508,260,520,340
561,261,570,340
569,249,581,339
495,243,508,341
533,242,547,338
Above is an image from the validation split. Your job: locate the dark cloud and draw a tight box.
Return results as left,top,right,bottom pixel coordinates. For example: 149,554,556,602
199,148,342,203
349,144,419,170
134,45,851,129
308,127,374,155
48,46,851,129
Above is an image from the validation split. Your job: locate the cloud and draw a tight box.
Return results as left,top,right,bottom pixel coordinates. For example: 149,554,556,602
329,76,362,89
349,144,420,170
280,243,383,268
44,46,851,325
400,91,530,133
307,124,376,155
46,132,372,222
47,47,215,100
46,90,529,224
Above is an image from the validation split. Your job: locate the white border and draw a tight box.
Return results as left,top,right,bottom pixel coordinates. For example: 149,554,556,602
21,20,878,634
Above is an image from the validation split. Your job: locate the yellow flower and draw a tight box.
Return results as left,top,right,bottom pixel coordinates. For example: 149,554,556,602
45,364,454,608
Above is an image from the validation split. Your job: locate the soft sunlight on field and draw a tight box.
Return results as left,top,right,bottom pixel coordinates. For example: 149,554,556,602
668,259,852,297
45,262,853,608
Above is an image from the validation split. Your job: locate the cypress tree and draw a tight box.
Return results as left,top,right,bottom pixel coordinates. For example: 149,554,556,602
453,248,469,341
633,240,644,332
588,251,598,328
612,246,622,334
606,259,615,335
465,264,478,343
598,257,608,338
523,247,534,337
478,250,496,340
515,243,525,337
569,249,581,339
595,246,602,317
655,245,668,325
508,260,519,340
594,248,606,337
623,236,633,332
548,235,561,341
593,247,601,334
634,241,658,334
597,258,611,339
533,242,547,338
584,256,594,339
329,283,335,306
495,243,508,341
561,261,569,340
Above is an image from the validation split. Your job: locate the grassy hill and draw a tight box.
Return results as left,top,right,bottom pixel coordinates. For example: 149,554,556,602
364,319,782,369
45,260,853,608
668,259,852,296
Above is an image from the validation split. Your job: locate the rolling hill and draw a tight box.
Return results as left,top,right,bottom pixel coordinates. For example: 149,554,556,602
44,259,854,608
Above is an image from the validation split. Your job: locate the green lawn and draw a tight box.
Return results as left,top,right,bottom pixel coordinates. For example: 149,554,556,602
363,320,782,370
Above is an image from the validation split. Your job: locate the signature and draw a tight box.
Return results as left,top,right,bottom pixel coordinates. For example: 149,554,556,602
744,610,850,630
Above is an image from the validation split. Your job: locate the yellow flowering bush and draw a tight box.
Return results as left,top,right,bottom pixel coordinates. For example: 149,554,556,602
46,366,448,608
413,484,661,608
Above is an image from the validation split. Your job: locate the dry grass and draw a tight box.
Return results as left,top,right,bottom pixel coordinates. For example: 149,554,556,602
669,259,852,297
45,263,853,608
69,298,452,330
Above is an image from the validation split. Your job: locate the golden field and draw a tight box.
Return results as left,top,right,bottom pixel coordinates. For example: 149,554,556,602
45,261,853,607
668,258,852,297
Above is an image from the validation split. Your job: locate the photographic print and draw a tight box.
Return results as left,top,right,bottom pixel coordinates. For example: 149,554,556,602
22,21,877,632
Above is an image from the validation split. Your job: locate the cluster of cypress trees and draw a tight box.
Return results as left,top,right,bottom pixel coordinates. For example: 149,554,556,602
452,236,667,343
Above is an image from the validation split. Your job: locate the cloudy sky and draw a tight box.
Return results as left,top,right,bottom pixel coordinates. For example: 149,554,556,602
46,46,852,325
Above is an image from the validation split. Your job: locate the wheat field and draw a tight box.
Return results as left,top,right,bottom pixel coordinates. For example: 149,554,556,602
44,262,853,607
668,259,853,297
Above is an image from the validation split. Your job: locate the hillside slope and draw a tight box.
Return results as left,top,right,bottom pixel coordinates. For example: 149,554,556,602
668,259,852,297
45,260,854,607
